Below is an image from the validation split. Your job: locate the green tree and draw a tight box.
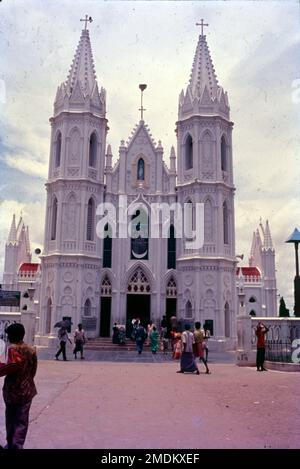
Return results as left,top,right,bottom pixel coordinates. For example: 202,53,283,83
279,297,290,317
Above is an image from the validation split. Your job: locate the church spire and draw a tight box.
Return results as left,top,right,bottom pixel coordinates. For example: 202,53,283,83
54,17,106,117
178,23,229,120
263,220,274,250
188,33,219,102
7,214,17,245
25,226,31,254
66,28,97,96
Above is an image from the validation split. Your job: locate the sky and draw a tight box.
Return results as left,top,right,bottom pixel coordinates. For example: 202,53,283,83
0,0,299,311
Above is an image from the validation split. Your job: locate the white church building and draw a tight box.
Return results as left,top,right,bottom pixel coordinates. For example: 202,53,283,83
1,21,277,350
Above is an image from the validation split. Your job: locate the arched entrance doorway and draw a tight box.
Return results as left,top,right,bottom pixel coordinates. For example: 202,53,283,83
100,275,112,337
126,267,151,335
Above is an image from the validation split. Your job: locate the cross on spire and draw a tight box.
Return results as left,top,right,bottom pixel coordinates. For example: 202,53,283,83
80,15,93,30
196,19,209,36
139,84,147,121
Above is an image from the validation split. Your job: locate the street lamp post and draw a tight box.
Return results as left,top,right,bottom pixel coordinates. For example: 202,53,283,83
286,228,300,317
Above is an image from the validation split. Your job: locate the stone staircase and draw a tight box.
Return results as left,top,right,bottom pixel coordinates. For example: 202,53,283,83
85,336,155,352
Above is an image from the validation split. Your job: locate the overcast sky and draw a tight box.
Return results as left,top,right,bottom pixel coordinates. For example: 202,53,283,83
0,0,299,312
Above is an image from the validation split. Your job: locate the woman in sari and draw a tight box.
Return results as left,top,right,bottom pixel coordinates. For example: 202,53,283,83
150,326,159,354
177,323,199,374
172,332,182,360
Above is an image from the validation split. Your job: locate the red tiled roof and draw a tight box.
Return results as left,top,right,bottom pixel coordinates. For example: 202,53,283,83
236,267,261,277
19,263,39,273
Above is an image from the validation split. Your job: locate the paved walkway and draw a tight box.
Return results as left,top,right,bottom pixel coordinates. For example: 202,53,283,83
36,345,236,363
0,360,299,449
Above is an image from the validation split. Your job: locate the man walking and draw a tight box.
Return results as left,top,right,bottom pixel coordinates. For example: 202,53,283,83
55,326,72,361
135,323,147,355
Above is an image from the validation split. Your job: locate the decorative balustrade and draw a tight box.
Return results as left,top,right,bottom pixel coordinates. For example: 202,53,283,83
18,270,38,279
63,241,77,251
243,275,261,283
84,241,96,253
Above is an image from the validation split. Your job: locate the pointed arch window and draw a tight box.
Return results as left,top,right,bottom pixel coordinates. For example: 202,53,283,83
89,132,97,167
166,278,177,297
185,134,193,170
249,296,257,303
103,223,112,268
185,300,193,319
55,132,62,168
185,199,195,239
101,275,112,296
204,199,213,242
167,225,176,269
51,197,58,241
223,201,229,245
84,298,92,316
86,198,95,241
221,135,227,171
137,158,145,181
127,268,150,294
131,208,149,260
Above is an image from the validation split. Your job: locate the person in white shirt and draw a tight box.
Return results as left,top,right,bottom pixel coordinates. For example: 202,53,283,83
177,323,199,375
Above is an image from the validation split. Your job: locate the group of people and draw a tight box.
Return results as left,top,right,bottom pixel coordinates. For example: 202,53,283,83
112,323,126,345
0,319,271,450
175,322,211,375
55,323,86,361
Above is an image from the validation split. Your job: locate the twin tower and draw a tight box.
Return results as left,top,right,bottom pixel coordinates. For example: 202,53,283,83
38,21,238,349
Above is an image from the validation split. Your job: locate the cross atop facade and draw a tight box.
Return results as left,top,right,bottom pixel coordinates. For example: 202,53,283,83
196,19,209,36
80,15,93,30
139,84,147,121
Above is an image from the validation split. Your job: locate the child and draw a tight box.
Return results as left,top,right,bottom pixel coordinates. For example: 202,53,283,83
0,323,37,449
173,332,182,360
73,323,86,359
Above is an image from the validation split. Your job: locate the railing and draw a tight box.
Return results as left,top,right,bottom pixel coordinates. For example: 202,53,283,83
265,339,293,363
18,270,38,279
243,275,261,283
251,318,300,363
237,316,300,366
84,241,96,253
63,241,77,251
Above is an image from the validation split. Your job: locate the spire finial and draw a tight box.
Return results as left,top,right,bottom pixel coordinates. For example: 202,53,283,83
80,15,93,31
139,84,147,121
196,19,209,36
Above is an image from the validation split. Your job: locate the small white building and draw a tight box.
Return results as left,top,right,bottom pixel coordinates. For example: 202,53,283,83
236,222,277,317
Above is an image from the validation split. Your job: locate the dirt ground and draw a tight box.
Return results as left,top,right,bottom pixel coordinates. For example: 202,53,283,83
0,360,299,449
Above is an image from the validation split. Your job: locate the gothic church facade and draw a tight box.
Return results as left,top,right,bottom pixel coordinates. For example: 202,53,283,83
1,23,277,350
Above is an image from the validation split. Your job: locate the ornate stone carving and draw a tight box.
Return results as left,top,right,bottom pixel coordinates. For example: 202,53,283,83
184,274,193,286
204,274,214,286
67,167,79,176
85,272,94,284
63,271,74,283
